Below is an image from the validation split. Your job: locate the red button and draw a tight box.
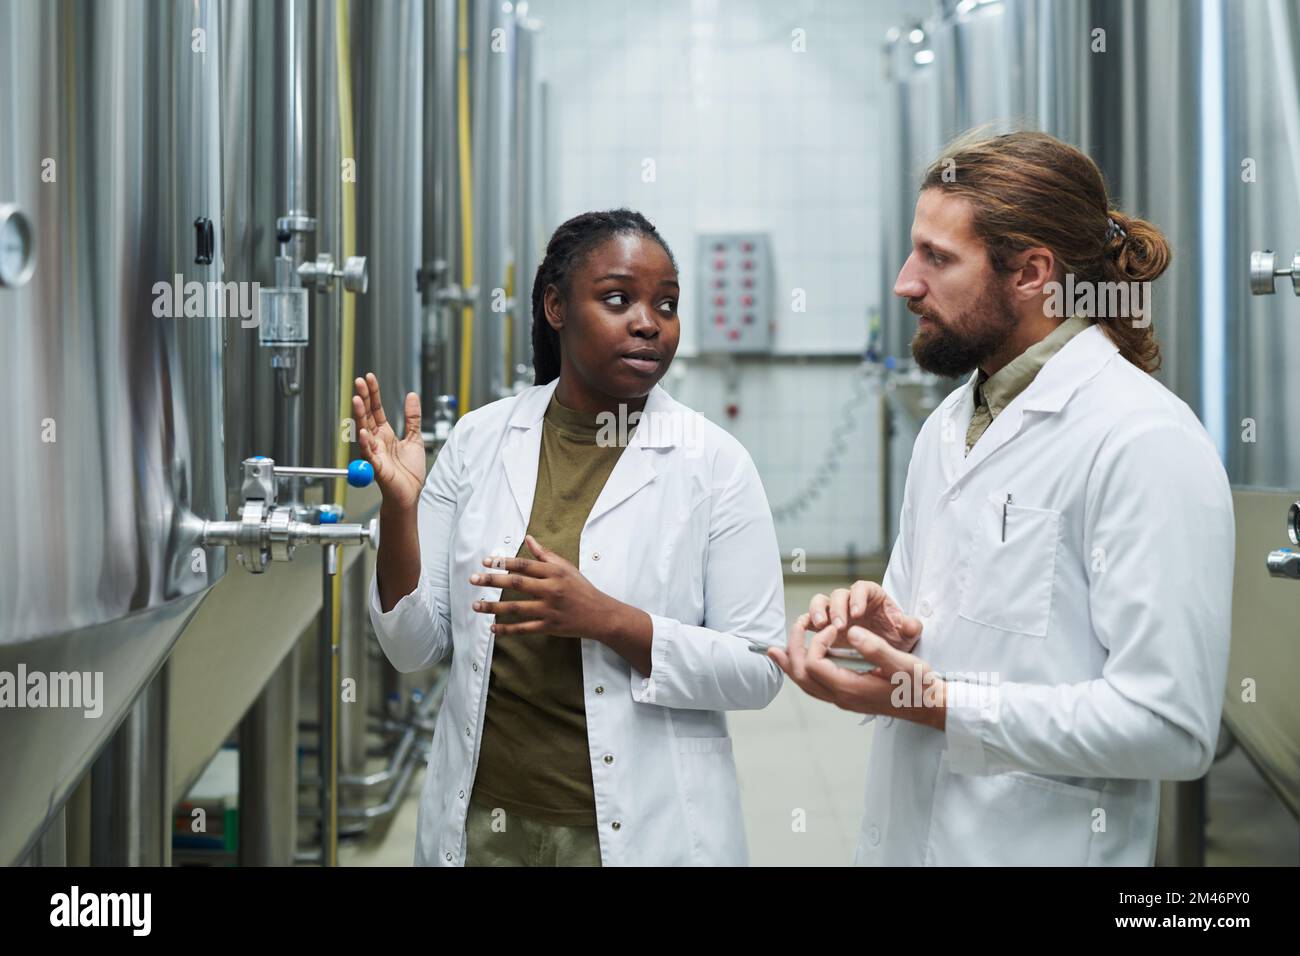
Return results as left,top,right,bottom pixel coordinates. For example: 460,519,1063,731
714,314,726,326
728,329,740,340
742,260,754,271
714,259,726,270
742,277,755,288
741,295,754,306
714,295,726,306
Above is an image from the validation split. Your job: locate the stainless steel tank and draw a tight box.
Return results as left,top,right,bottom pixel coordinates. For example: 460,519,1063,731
878,21,943,365
0,0,227,865
1220,0,1300,826
353,0,424,433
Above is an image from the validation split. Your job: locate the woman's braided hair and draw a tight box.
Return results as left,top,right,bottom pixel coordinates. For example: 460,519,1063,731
530,209,678,385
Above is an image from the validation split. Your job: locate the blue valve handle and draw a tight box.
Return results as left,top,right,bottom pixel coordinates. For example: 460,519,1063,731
244,456,373,488
347,459,374,488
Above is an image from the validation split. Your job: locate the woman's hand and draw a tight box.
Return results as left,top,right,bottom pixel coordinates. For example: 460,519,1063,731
352,372,426,512
468,534,626,641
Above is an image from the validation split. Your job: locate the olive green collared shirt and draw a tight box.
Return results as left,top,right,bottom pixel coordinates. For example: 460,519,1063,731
965,313,1094,456
471,393,637,827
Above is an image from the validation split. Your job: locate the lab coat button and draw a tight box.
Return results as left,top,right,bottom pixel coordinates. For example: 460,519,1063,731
603,753,614,765
593,552,601,561
594,685,605,695
919,599,933,617
611,820,622,831
445,852,453,862
465,726,471,737
472,661,479,672
504,535,512,544
459,789,465,799
868,826,880,846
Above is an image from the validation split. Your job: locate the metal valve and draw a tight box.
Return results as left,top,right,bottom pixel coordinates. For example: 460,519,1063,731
201,456,379,574
298,253,369,294
1249,249,1300,295
1265,500,1300,580
434,281,478,308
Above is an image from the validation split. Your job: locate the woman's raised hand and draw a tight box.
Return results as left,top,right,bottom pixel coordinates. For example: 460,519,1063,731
352,372,426,512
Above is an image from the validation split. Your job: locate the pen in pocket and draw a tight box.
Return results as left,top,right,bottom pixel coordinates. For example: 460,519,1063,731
1001,493,1012,542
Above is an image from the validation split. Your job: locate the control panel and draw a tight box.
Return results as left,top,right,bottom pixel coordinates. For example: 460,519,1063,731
696,232,775,354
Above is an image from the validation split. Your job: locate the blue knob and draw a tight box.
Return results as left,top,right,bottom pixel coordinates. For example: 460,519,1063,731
319,509,340,524
251,455,268,461
347,459,374,488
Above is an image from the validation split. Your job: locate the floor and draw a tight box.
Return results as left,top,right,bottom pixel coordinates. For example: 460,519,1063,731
335,578,1297,867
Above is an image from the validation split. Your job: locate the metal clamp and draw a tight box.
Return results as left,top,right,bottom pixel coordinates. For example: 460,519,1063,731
1265,500,1300,580
298,253,368,294
1249,249,1300,296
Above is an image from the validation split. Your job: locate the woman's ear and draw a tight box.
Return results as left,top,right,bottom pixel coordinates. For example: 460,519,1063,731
543,284,565,332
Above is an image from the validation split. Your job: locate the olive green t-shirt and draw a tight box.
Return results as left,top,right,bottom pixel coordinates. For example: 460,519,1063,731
966,313,1093,455
470,393,637,826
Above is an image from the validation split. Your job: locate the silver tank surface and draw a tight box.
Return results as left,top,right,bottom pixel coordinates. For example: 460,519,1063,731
0,0,226,865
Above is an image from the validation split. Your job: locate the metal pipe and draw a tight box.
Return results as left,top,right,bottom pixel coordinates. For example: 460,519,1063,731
90,663,171,866
238,647,299,865
21,809,66,867
318,543,340,866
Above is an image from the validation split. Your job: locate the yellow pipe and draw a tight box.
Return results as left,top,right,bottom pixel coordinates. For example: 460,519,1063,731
324,0,358,869
504,260,514,385
456,0,475,412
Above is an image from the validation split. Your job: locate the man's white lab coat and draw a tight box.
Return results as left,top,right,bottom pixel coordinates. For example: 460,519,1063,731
857,322,1235,866
369,378,785,866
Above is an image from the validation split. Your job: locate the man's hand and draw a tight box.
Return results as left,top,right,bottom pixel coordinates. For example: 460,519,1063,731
806,580,923,653
768,614,947,730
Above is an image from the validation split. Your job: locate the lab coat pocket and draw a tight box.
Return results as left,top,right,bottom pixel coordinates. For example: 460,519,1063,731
675,735,745,865
957,493,1061,637
926,753,1102,866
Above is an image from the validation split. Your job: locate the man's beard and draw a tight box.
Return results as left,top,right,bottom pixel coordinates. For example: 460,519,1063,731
908,278,1017,378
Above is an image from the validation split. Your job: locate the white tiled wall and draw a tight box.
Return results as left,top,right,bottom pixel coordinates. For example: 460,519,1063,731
665,360,885,557
529,0,927,557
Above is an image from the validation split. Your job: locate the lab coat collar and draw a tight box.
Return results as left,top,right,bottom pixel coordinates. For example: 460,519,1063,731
939,322,1119,481
505,377,679,447
502,378,678,529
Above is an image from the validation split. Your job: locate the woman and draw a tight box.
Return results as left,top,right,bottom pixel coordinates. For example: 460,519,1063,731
356,209,785,867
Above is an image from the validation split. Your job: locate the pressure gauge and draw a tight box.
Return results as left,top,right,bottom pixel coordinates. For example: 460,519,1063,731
0,204,36,289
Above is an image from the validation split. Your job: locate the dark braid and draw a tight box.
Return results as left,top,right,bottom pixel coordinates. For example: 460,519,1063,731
530,209,678,385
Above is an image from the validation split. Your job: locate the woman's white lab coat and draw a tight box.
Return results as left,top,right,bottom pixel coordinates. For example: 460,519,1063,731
368,378,785,866
856,322,1235,866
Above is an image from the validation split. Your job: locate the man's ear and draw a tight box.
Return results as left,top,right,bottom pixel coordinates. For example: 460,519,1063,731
543,284,565,331
1010,246,1057,301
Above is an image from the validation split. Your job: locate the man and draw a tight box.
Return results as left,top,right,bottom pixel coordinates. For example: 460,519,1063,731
770,130,1234,866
